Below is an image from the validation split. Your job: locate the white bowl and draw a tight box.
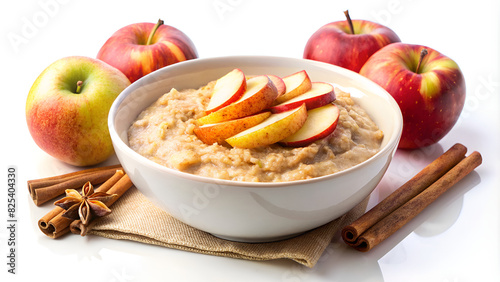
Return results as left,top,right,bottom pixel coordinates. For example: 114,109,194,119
108,56,403,242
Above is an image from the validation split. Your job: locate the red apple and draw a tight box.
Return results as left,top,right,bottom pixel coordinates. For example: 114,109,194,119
303,10,400,72
205,68,247,114
359,43,466,149
270,82,335,113
97,19,198,83
280,103,339,147
26,56,131,166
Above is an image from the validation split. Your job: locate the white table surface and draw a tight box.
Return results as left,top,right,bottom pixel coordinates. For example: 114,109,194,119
1,0,499,281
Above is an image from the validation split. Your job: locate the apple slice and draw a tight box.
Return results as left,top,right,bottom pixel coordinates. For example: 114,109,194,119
270,82,335,113
205,68,247,114
273,70,312,104
246,74,285,96
280,103,339,147
267,74,286,97
197,75,278,125
226,104,308,149
194,111,271,145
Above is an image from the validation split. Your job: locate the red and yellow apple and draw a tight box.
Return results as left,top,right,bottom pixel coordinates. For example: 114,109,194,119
26,56,131,166
304,10,400,72
97,19,198,83
359,43,466,149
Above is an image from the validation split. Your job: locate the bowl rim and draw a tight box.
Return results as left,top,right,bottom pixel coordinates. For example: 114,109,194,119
108,55,403,188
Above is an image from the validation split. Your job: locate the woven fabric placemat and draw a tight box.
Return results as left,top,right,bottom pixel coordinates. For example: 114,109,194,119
89,187,368,268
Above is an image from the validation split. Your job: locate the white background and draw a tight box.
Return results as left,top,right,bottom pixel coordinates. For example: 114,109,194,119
1,0,499,281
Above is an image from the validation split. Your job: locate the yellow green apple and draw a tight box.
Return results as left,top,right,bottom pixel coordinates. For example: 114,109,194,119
26,56,131,166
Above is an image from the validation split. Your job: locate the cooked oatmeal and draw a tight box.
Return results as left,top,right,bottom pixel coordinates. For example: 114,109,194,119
128,80,383,182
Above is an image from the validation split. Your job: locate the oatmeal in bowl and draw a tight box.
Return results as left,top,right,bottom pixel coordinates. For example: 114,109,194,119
108,56,402,242
128,74,384,182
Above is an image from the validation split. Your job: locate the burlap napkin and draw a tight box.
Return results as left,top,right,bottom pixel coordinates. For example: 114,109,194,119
88,186,369,268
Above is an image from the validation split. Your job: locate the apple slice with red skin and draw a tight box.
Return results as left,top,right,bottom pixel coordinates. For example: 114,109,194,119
246,74,285,96
267,74,286,97
197,75,278,125
226,104,308,149
194,111,271,145
280,103,339,147
273,70,312,104
270,82,335,113
205,68,247,114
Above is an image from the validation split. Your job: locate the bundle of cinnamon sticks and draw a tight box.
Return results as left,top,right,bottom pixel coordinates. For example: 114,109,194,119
341,143,482,252
28,165,133,238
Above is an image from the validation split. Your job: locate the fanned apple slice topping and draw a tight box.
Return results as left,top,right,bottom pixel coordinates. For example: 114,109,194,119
194,69,340,148
197,75,277,125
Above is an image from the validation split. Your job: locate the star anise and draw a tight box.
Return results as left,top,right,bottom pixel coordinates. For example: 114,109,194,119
54,181,117,225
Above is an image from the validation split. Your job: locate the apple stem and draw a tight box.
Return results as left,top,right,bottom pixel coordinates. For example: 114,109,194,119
344,10,355,34
146,19,164,45
415,48,428,74
75,81,83,94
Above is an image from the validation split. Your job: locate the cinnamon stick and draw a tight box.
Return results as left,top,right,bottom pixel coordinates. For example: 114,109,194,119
38,207,72,239
38,169,125,239
70,174,134,236
342,148,482,252
28,164,122,191
342,143,467,244
29,164,122,206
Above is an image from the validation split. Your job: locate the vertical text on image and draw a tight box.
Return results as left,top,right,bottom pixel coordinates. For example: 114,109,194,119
6,166,17,275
